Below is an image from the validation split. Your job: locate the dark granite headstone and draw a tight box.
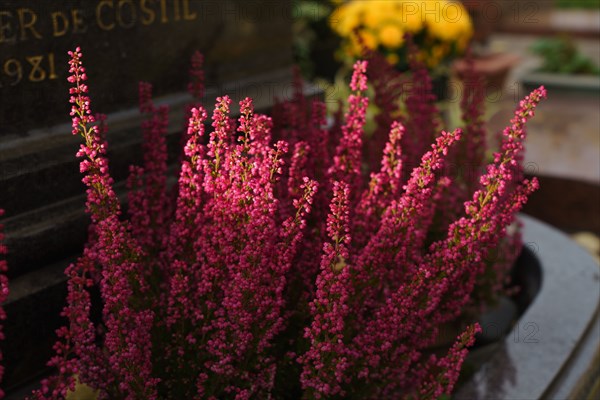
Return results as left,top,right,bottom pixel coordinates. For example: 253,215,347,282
0,0,293,137
0,0,295,392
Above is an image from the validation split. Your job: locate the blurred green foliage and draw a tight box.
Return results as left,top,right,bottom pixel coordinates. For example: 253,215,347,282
292,0,341,81
555,0,600,9
530,36,600,75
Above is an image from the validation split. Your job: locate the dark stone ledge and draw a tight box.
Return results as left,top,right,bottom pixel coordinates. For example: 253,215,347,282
456,214,600,399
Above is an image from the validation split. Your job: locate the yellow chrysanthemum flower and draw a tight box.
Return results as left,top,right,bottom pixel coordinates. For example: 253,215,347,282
362,1,388,28
329,9,349,35
350,29,378,56
330,1,364,36
426,1,473,42
329,0,473,68
378,24,404,49
386,53,400,65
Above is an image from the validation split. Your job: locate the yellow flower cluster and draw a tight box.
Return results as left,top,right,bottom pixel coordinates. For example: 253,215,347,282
329,0,473,68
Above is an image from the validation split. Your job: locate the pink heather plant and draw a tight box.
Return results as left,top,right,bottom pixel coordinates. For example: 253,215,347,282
0,46,547,399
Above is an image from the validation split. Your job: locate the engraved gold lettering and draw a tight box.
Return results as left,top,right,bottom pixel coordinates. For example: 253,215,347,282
17,8,42,41
159,0,168,23
140,0,156,25
27,55,46,82
4,59,22,85
173,0,181,21
51,11,69,37
0,11,16,44
1,53,59,86
71,9,87,34
182,0,197,20
117,0,137,28
48,53,57,80
96,0,115,31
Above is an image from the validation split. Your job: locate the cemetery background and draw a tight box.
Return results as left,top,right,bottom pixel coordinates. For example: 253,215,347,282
0,0,599,398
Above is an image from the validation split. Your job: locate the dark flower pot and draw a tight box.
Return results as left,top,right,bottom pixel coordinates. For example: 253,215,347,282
456,214,600,399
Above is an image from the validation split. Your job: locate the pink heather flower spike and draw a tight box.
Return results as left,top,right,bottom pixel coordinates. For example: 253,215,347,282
34,47,160,400
300,181,353,398
165,106,208,333
402,38,441,170
418,323,481,399
352,128,462,322
354,121,405,248
128,82,170,251
329,60,369,200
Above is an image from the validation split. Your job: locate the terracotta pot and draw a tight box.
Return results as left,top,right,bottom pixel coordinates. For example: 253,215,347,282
453,52,520,92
